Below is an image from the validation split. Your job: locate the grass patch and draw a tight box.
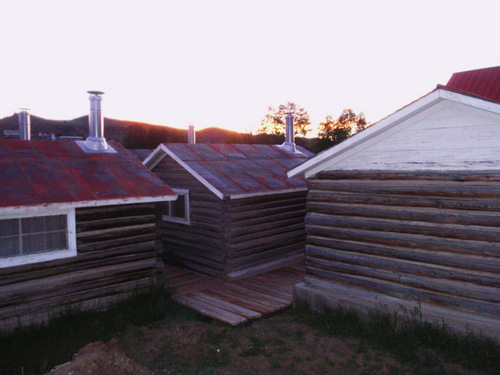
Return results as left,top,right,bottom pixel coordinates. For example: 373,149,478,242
0,285,193,375
293,301,500,374
144,337,232,375
2,284,499,375
239,337,266,357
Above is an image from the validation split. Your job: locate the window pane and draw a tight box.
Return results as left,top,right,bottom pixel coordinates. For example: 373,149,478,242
171,195,186,218
0,219,19,236
22,217,45,234
22,233,45,254
45,231,67,251
0,236,19,258
45,215,67,231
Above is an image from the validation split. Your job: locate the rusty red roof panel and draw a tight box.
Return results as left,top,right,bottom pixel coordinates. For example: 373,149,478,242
0,140,176,209
443,66,500,103
163,143,313,198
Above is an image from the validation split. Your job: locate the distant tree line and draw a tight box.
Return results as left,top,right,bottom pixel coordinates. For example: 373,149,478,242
257,102,312,137
253,102,368,153
315,108,367,151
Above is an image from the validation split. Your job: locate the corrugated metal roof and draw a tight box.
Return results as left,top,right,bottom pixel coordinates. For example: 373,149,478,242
153,143,314,199
129,149,154,161
443,66,500,103
0,140,176,210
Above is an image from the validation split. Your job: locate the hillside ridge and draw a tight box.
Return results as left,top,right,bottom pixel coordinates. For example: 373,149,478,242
0,114,239,148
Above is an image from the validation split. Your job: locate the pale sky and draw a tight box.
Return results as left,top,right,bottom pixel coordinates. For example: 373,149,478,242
1,0,498,133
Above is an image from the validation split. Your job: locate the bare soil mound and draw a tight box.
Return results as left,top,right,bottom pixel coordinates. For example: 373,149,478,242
45,338,152,375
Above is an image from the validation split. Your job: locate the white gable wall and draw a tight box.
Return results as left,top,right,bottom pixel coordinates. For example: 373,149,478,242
323,100,500,171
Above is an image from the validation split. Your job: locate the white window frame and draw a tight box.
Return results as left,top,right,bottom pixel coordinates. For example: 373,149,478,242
0,208,77,268
162,189,190,225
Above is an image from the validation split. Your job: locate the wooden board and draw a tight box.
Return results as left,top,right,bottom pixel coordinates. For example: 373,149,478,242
181,296,248,326
166,262,304,326
191,292,262,319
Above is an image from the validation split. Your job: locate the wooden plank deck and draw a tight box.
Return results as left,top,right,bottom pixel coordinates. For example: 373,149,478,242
164,263,305,326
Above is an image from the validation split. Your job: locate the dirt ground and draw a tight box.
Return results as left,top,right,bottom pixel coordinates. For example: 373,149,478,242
45,312,484,375
46,338,152,375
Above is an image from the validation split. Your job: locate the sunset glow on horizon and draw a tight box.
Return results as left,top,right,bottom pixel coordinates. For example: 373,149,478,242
0,0,498,135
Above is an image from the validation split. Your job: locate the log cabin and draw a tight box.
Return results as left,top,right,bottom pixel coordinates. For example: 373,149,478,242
0,92,177,329
288,66,500,338
143,117,314,280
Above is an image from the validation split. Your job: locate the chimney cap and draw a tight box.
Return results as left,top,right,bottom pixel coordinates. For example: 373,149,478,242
81,89,112,152
281,111,296,153
87,90,105,95
18,107,31,141
188,123,196,144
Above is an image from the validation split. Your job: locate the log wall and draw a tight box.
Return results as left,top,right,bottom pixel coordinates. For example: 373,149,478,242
0,203,163,329
152,157,227,278
295,170,500,338
226,191,306,279
153,157,307,280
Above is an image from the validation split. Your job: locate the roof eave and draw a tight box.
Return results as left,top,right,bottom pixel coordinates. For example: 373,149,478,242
438,87,500,114
226,187,308,200
0,194,177,216
143,144,166,169
147,144,225,199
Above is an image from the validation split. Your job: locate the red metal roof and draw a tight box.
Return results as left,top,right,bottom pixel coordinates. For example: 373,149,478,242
0,140,176,210
157,143,314,199
442,66,500,103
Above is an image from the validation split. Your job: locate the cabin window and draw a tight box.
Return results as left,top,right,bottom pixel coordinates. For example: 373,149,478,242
162,189,190,224
0,209,77,268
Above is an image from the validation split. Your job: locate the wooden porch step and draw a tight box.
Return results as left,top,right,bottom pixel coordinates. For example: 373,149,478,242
181,296,248,326
166,263,305,326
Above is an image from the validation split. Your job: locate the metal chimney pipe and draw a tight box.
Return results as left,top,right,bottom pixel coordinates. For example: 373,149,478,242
188,124,196,144
18,108,31,141
282,112,296,153
84,90,108,151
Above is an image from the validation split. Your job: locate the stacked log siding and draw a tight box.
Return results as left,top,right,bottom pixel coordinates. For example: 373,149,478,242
0,203,163,329
153,156,226,278
226,191,307,279
296,170,500,336
153,157,307,279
